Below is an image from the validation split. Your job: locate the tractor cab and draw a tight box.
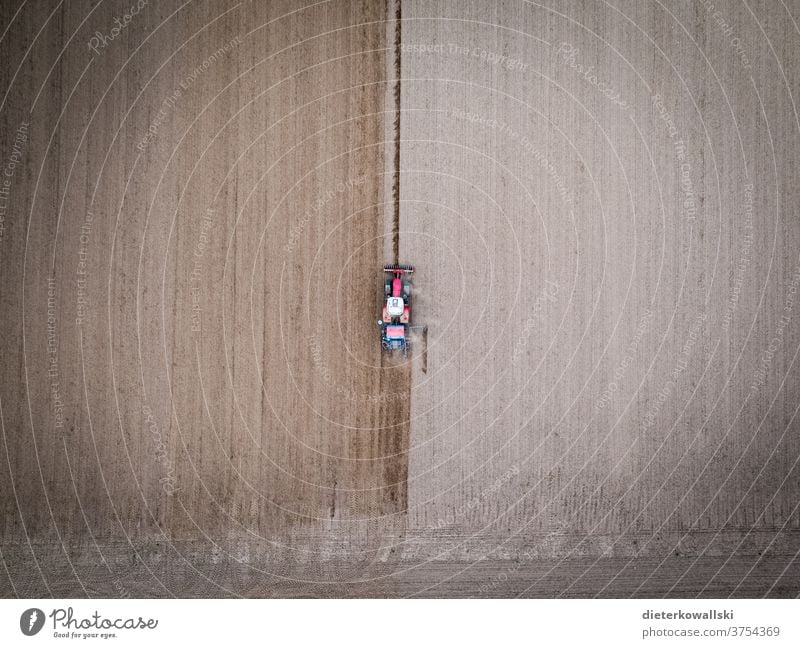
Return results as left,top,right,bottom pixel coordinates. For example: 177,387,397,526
385,296,405,318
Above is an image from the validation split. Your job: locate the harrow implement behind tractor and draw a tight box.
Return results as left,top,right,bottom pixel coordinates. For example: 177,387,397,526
378,264,413,355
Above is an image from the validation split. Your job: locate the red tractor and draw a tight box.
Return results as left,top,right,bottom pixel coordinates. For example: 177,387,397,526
378,264,413,354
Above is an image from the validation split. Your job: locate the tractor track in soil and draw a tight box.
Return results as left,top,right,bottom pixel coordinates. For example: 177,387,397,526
377,0,411,516
390,0,403,267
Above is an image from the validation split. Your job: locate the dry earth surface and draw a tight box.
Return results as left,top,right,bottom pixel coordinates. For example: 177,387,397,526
1,0,799,597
